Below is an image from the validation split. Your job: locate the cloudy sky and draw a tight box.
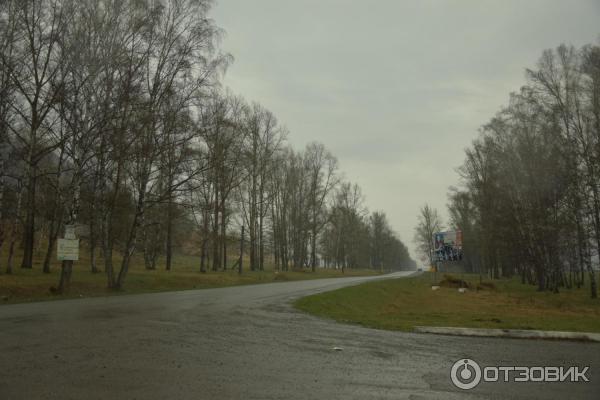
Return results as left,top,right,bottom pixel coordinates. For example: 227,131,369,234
210,0,600,263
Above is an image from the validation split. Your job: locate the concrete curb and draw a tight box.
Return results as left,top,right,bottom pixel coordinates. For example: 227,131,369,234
413,326,600,342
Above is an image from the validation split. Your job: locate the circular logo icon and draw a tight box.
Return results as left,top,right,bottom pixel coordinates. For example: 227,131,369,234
451,358,482,390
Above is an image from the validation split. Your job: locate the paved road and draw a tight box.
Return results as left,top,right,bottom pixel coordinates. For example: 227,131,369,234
1,271,598,399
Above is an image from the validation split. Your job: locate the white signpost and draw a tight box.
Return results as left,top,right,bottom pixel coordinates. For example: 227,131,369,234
57,238,79,261
64,225,76,240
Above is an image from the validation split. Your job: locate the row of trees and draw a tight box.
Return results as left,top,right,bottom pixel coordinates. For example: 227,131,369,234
0,0,414,292
445,42,600,298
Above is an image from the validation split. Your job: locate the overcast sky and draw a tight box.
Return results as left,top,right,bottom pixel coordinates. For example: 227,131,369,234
210,0,600,263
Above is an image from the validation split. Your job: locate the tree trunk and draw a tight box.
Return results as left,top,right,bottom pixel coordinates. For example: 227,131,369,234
90,228,99,273
200,207,209,273
311,224,317,272
57,260,73,293
103,228,115,289
89,183,100,273
220,200,227,270
0,141,5,270
57,175,81,293
6,234,16,274
115,196,144,289
588,181,600,298
43,202,63,274
42,233,58,274
259,210,264,271
200,238,208,273
165,198,173,271
6,184,23,274
212,187,220,271
238,225,244,275
113,165,147,290
249,219,256,271
21,171,36,269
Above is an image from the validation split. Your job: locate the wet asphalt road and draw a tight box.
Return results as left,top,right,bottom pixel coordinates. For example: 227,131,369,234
1,271,599,400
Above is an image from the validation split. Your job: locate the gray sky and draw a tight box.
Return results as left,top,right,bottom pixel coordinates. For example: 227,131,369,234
211,0,600,263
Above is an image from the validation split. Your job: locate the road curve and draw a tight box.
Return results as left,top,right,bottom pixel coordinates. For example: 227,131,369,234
0,271,598,399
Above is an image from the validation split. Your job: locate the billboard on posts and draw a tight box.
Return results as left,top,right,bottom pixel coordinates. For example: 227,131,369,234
432,230,463,262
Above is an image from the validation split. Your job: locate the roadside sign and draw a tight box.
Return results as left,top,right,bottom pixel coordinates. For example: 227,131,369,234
432,230,463,262
64,225,76,240
75,224,90,237
57,239,79,261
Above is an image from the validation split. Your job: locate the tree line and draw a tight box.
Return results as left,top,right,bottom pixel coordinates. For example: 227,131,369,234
438,42,600,298
0,0,415,292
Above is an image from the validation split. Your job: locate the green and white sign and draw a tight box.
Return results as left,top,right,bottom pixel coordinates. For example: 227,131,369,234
57,239,79,261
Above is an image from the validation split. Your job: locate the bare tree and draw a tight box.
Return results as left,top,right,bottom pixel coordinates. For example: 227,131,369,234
5,0,70,269
304,142,338,271
413,204,443,267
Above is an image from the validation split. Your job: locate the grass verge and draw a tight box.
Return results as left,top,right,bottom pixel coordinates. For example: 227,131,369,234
0,253,379,305
294,272,600,333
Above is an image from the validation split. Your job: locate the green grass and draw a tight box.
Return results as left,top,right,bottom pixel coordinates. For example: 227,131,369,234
0,252,379,305
295,273,600,333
